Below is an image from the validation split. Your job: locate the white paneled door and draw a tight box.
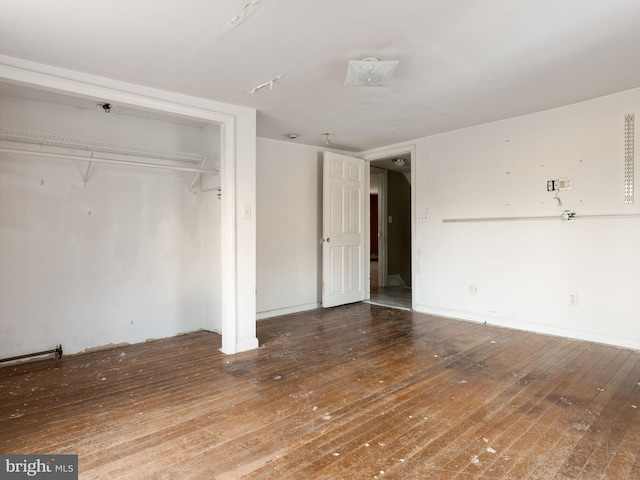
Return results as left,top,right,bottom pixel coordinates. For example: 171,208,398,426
322,152,367,308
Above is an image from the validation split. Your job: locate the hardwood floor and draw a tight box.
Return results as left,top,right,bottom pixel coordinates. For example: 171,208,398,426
2,303,640,479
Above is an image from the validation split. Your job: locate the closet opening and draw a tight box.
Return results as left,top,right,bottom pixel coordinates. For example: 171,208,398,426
0,81,226,358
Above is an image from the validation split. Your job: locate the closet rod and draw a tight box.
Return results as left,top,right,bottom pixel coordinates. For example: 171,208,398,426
0,147,218,175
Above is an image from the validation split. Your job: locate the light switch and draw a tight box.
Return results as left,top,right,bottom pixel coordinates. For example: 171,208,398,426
388,215,393,223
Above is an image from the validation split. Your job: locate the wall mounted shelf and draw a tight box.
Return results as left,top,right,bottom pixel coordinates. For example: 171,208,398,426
442,212,640,223
0,127,207,164
0,127,218,182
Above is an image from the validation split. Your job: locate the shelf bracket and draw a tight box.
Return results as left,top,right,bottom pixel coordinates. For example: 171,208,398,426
81,154,94,186
189,156,209,193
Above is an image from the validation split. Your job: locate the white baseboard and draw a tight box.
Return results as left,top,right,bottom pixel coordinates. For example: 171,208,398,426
413,303,640,352
234,337,260,353
257,302,321,320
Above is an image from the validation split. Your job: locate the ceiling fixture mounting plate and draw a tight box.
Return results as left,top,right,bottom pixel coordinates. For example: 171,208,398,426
344,57,399,87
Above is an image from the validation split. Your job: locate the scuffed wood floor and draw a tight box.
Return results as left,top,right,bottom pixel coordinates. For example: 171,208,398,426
2,303,640,479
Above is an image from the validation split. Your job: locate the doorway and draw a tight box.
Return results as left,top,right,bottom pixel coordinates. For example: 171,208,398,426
367,155,412,310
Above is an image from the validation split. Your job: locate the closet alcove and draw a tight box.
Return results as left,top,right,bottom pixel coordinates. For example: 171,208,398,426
0,82,224,359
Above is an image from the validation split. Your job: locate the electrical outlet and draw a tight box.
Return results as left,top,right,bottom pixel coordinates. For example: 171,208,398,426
569,292,578,306
468,284,479,295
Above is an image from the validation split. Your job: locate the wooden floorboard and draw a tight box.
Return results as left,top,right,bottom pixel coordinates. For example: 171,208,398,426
2,303,640,479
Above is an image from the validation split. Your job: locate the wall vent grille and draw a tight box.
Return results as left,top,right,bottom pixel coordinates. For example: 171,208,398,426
624,114,634,204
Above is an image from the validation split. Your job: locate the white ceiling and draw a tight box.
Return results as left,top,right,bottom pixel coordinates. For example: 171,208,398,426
2,0,640,152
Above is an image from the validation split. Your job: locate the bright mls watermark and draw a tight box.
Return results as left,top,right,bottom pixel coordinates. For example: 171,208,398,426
0,455,77,479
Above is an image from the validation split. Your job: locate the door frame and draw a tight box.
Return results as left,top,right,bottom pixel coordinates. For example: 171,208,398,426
369,166,388,289
359,144,416,309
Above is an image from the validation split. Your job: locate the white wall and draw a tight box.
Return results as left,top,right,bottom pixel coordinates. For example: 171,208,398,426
201,124,222,334
201,187,222,334
229,109,259,351
257,89,640,351
0,96,222,357
404,87,640,350
256,138,327,318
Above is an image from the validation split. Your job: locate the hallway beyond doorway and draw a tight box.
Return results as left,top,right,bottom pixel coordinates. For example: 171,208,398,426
368,260,411,310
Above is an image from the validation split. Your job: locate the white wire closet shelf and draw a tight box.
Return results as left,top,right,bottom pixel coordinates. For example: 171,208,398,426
0,127,207,164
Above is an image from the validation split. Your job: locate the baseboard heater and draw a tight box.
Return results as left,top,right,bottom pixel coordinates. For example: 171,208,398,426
0,345,63,364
